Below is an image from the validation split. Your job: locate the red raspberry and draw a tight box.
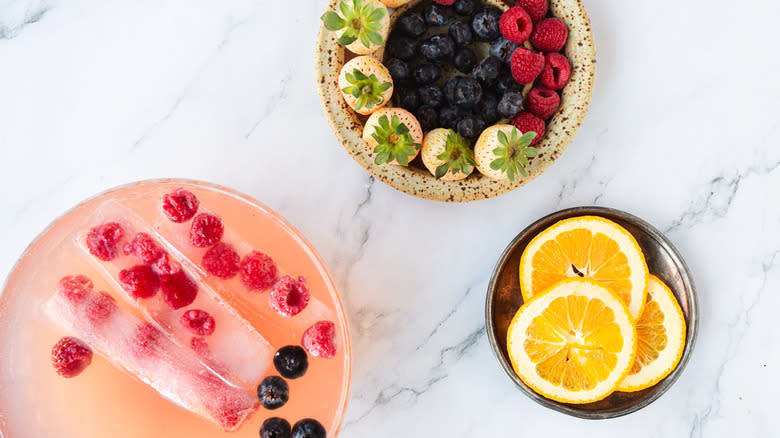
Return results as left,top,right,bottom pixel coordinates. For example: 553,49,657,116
51,336,92,378
123,233,164,264
530,17,568,52
540,52,571,90
119,265,160,299
525,86,561,119
240,251,278,291
160,270,198,309
202,242,240,279
180,309,216,336
85,291,117,324
433,0,455,4
269,276,310,317
510,47,544,84
499,7,533,44
57,275,93,302
152,253,181,275
86,222,124,261
517,0,548,23
511,112,546,145
191,337,210,357
301,321,337,358
132,323,161,357
190,213,224,248
162,188,199,223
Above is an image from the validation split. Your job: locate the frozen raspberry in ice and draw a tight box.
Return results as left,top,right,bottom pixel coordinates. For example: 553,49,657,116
162,188,200,223
85,291,117,324
86,222,124,261
181,309,216,336
240,250,278,291
119,265,160,299
57,275,93,303
51,336,93,378
302,321,337,358
160,270,198,309
190,213,224,248
151,252,181,275
123,232,164,264
132,323,161,357
191,337,211,357
269,276,310,317
202,242,240,279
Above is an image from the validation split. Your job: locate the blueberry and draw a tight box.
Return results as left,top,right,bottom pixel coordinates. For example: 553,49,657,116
476,93,500,125
397,11,427,38
291,419,326,438
385,58,410,85
260,417,292,438
257,376,289,410
396,88,419,111
448,21,473,47
457,115,485,138
387,36,417,61
444,76,461,105
473,56,502,87
413,62,441,85
418,84,444,108
274,345,308,379
497,90,524,119
416,105,439,131
440,105,464,130
454,76,482,109
472,7,502,42
495,73,522,95
454,0,478,16
424,3,455,27
420,34,455,64
490,37,519,64
453,47,477,73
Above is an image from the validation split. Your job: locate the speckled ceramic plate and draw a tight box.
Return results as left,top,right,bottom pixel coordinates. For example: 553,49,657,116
485,207,698,418
315,0,596,202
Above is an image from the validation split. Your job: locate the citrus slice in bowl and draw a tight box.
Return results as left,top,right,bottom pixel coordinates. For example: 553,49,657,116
507,278,637,404
519,215,649,319
616,275,686,392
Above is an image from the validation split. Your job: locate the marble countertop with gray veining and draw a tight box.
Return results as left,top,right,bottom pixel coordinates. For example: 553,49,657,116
1,0,778,436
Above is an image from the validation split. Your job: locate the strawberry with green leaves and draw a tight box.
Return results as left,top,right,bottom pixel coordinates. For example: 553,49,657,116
321,0,390,55
421,128,477,181
362,107,422,166
338,55,394,115
474,125,538,181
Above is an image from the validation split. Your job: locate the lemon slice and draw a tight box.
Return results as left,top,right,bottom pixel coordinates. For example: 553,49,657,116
519,215,649,319
507,278,637,404
616,275,686,392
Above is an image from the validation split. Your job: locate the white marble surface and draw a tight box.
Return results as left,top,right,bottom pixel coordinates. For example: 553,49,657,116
1,0,778,436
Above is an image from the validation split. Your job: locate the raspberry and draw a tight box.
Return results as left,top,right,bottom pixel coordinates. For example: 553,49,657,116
191,337,210,357
161,188,199,223
57,275,93,302
269,276,311,317
540,52,571,90
85,291,117,324
499,7,533,44
132,323,161,357
510,47,544,84
190,213,224,248
202,242,240,279
160,270,198,309
119,265,160,299
517,0,548,23
51,336,92,378
433,0,455,4
152,253,181,275
511,112,546,145
181,309,216,336
123,233,164,264
86,222,124,261
530,17,568,52
301,321,337,359
525,86,561,119
240,251,278,291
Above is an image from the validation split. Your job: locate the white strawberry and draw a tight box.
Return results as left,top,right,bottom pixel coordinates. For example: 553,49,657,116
474,124,538,181
379,0,412,7
421,128,476,181
362,107,422,166
338,56,393,115
321,0,390,55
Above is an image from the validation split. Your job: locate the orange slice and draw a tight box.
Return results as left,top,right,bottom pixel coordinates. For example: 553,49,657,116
519,216,648,319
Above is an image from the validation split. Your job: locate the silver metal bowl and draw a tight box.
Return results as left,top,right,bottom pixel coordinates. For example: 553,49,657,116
485,206,698,419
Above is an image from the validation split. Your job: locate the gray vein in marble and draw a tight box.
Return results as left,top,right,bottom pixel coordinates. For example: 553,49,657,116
0,2,50,40
555,128,611,205
244,70,293,139
415,286,474,352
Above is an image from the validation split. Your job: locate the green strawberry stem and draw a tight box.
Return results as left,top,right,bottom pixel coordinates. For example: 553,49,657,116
371,115,420,166
321,0,386,48
435,130,477,179
489,128,538,181
342,68,392,111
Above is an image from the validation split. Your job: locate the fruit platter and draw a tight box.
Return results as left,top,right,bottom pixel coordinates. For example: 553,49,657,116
0,180,351,438
486,207,698,418
316,0,596,201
